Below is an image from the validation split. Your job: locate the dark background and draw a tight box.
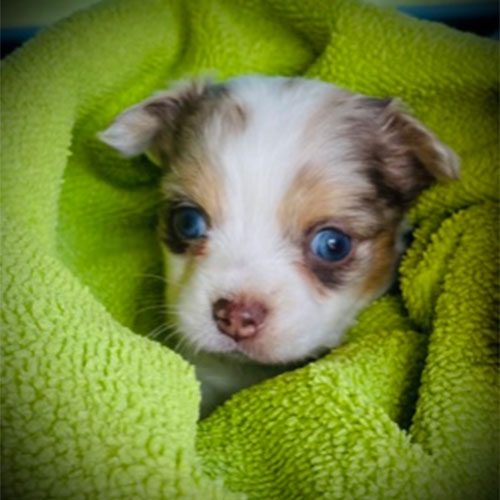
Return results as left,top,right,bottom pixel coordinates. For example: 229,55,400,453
1,0,499,58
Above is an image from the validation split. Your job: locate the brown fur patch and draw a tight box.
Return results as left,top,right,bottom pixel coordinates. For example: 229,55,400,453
162,159,223,226
279,163,384,241
382,101,459,180
280,164,365,291
355,99,458,208
280,160,401,293
156,82,250,229
359,230,398,295
151,82,248,164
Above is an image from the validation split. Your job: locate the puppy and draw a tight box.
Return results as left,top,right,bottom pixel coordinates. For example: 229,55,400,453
99,76,459,415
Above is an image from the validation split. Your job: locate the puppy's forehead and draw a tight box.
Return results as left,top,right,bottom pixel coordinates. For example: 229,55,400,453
201,78,369,196
212,76,356,165
165,77,386,235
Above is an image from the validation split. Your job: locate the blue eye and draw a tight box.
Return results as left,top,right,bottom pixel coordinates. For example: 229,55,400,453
171,206,207,240
310,228,351,262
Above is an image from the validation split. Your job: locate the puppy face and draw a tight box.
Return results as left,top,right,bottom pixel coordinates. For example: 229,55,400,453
100,76,459,364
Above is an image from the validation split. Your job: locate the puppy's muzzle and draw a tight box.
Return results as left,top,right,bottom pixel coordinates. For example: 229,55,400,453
212,297,268,341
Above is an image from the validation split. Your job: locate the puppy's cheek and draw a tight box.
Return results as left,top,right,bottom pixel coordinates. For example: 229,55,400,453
257,285,370,363
164,252,203,341
242,293,329,363
165,247,208,305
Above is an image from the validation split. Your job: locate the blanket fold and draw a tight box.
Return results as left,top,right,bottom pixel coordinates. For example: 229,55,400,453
2,0,498,498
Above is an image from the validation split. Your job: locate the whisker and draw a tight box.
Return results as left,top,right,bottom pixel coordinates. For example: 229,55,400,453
134,273,176,285
146,323,171,340
134,297,179,308
135,303,180,315
191,336,206,357
174,333,191,353
135,304,168,314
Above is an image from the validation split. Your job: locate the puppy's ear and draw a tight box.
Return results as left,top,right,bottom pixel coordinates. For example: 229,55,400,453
382,99,459,179
98,81,206,164
370,98,460,206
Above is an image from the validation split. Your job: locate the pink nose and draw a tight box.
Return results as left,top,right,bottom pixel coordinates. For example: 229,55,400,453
212,298,268,340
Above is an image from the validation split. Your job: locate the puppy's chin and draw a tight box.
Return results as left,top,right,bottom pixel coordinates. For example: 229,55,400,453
183,334,322,365
234,335,328,364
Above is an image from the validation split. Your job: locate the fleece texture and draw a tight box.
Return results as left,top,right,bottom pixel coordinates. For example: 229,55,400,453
1,0,498,498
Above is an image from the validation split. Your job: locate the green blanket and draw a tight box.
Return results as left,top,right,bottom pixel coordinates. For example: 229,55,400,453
2,0,498,498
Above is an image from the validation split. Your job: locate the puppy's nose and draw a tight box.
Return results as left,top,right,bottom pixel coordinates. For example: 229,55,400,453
212,298,268,340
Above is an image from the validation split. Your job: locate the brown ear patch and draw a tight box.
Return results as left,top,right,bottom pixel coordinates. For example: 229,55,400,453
357,98,459,210
364,152,433,210
98,82,208,159
151,82,248,164
144,82,207,158
99,79,249,163
382,101,460,181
